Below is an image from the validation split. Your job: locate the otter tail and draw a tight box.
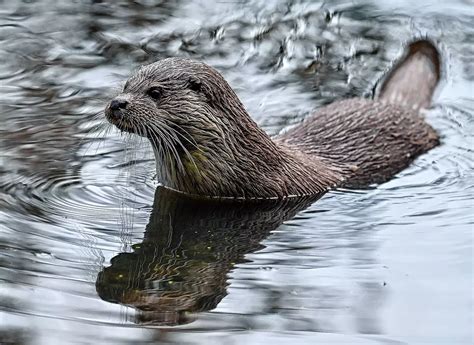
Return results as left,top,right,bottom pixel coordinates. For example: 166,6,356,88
377,39,441,111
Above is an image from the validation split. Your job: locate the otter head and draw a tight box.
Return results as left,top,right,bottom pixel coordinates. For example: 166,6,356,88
105,58,294,198
105,58,231,140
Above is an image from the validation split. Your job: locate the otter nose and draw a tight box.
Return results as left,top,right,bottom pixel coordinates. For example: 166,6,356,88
110,99,128,111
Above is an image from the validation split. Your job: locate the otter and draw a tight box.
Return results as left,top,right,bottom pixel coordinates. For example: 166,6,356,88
105,40,440,199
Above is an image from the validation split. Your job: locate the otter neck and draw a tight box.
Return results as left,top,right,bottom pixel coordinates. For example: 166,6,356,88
150,100,344,199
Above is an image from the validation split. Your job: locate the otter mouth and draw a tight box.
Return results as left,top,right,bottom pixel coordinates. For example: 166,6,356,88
105,107,140,135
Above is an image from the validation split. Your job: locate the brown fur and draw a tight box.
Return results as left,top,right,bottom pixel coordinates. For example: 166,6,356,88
105,40,441,198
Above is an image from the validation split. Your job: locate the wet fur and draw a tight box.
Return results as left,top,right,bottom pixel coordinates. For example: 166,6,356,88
105,40,441,198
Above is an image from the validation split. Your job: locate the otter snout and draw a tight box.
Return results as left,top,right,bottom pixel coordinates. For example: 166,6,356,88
106,98,128,122
110,99,128,111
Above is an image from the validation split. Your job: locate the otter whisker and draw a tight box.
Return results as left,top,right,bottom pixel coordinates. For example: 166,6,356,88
79,110,110,153
132,117,146,147
148,124,167,166
156,121,197,173
152,120,199,172
160,122,202,173
147,130,161,158
148,127,164,164
160,118,201,152
147,123,180,175
81,120,108,157
150,123,185,173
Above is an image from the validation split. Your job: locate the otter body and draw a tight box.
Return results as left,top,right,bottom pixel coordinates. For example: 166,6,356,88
277,97,439,188
105,40,440,199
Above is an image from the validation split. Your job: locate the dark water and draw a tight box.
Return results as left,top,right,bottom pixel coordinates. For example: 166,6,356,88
0,0,473,344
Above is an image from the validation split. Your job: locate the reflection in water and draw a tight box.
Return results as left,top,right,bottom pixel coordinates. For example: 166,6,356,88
96,187,319,325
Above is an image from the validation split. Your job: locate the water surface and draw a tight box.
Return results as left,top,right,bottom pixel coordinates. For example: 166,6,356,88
0,1,473,344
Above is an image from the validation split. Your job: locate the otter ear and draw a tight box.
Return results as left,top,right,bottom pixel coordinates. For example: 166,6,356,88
187,76,202,92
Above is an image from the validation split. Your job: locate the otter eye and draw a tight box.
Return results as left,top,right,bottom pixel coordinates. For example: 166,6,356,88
147,86,162,100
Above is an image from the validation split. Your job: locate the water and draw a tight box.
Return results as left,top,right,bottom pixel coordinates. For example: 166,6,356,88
0,0,473,344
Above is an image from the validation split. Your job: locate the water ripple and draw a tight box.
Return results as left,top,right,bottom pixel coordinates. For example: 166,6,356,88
0,1,472,344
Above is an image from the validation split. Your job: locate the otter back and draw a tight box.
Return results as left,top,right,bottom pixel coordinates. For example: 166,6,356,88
277,98,439,187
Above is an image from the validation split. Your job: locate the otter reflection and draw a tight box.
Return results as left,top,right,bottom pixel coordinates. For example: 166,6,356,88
96,187,320,325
